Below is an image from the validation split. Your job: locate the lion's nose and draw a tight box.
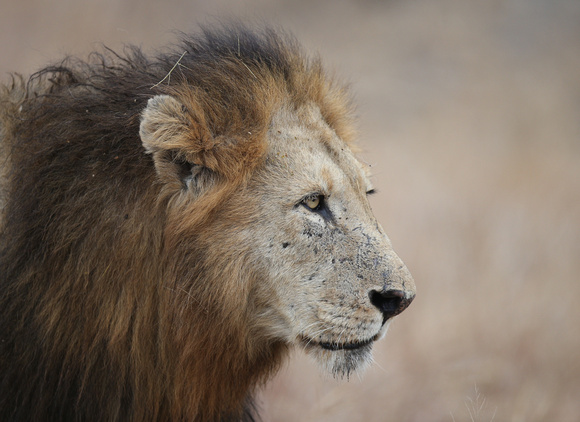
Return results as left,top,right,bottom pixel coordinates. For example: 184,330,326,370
368,289,415,322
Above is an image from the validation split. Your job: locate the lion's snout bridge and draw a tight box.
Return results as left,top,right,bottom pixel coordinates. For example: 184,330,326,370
369,288,415,323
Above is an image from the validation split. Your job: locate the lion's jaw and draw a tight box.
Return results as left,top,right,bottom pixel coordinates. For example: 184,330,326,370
243,104,416,378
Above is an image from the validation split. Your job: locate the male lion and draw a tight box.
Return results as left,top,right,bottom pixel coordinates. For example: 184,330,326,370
0,26,415,421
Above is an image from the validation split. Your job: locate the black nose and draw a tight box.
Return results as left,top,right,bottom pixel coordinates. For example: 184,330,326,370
369,289,415,322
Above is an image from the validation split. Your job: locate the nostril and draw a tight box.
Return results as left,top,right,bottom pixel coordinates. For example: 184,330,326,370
369,289,414,322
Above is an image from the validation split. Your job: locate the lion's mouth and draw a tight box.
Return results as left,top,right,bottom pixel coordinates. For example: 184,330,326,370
301,335,376,351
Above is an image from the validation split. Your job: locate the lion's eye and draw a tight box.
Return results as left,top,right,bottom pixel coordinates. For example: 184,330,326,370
303,194,323,211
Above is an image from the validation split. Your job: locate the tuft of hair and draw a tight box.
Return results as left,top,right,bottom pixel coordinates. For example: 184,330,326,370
0,25,356,421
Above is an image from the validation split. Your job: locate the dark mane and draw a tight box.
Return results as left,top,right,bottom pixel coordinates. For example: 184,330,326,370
0,25,354,421
14,25,343,142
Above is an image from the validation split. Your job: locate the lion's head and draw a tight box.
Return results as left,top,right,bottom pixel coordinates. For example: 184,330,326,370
140,94,415,379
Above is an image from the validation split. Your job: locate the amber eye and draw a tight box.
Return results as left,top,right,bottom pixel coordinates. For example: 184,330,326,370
303,194,323,210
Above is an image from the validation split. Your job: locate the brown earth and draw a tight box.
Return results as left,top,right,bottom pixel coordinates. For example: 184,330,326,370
2,1,579,421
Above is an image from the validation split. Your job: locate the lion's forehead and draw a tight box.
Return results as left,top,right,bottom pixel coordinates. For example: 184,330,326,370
265,105,371,197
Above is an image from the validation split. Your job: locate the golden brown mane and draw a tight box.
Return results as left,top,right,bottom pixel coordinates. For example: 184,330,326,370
0,26,357,421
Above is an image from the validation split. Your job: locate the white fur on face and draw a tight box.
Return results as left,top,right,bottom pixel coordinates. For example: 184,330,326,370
240,103,415,378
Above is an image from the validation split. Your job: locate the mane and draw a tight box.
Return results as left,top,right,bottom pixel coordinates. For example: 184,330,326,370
0,26,355,421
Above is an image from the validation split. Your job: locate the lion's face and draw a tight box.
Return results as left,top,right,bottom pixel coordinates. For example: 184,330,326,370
140,95,415,379
239,104,416,377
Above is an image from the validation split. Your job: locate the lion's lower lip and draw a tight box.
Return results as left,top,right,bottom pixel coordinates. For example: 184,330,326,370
303,336,375,351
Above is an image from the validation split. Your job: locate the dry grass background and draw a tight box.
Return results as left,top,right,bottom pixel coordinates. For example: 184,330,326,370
2,1,579,421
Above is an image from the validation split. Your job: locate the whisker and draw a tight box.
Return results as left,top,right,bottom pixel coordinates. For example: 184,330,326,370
369,355,387,374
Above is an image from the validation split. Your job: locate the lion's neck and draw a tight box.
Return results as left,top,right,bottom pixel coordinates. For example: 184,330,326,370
159,293,289,421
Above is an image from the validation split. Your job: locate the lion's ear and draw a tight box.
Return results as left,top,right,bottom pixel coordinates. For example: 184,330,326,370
140,95,217,194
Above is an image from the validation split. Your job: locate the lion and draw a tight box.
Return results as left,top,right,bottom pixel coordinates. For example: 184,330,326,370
0,26,415,421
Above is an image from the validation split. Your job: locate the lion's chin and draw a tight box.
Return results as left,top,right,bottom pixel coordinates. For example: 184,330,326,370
304,341,374,378
298,321,392,378
299,335,378,379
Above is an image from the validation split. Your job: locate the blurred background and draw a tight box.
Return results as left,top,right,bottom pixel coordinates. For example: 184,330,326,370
2,1,579,420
